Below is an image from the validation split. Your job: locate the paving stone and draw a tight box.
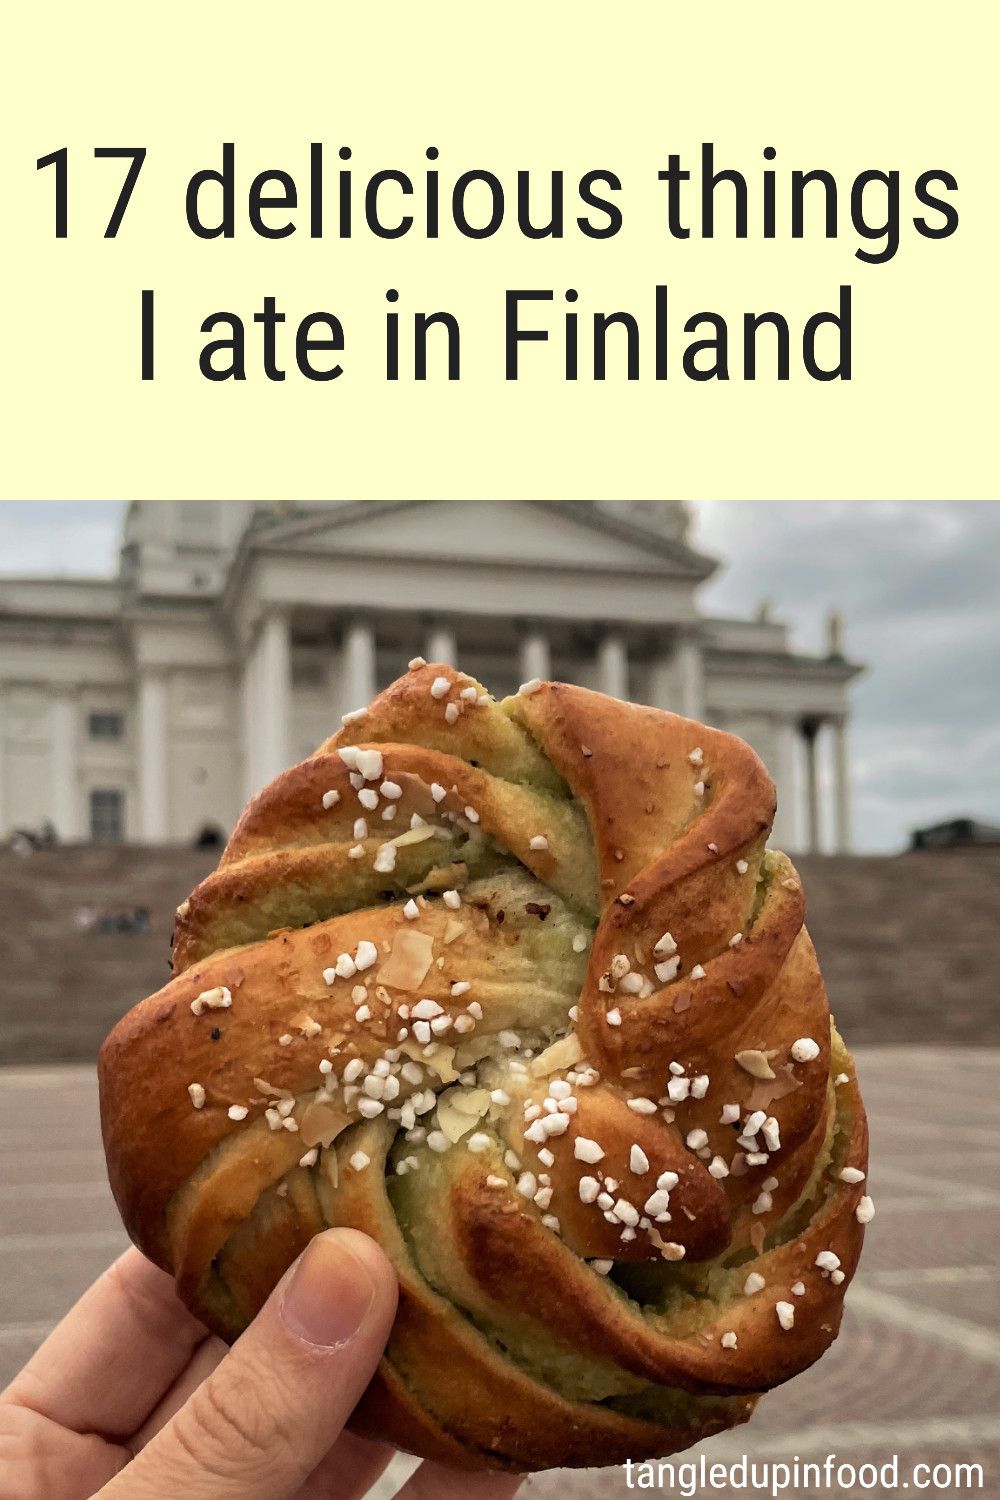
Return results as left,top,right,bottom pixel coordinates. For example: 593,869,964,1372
0,1234,129,1326
0,1185,123,1237
1,1148,108,1188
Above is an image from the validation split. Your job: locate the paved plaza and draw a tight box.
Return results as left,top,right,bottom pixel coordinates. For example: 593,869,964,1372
1,1049,997,1497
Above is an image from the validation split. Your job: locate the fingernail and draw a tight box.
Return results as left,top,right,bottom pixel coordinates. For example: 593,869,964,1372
280,1231,378,1347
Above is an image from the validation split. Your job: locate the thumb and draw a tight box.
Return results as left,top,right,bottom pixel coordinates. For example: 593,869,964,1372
107,1228,397,1500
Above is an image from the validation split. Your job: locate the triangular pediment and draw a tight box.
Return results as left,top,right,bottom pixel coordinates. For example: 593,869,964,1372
245,501,716,579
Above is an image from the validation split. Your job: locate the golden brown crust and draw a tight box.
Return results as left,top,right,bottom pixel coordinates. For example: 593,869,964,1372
99,665,869,1470
323,1122,751,1470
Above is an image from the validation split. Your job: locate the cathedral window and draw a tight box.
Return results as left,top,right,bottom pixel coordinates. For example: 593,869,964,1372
88,711,124,741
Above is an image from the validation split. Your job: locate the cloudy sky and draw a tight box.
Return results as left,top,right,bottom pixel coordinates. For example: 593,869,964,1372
1,500,997,852
693,502,1000,852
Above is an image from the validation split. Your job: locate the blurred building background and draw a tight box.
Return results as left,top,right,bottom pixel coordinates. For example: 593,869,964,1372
0,500,859,856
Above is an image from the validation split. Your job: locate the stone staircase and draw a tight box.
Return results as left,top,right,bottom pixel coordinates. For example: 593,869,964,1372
795,850,1000,1050
0,846,213,1064
1,847,997,1064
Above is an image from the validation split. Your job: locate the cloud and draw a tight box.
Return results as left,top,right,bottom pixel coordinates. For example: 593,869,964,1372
691,501,1000,851
0,501,125,576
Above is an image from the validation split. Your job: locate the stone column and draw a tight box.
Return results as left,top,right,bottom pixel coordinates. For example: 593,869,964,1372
647,650,674,711
832,716,851,853
424,623,457,666
50,690,78,840
674,634,704,722
240,642,260,801
0,684,6,837
801,717,822,855
597,632,629,700
138,670,169,841
519,629,551,684
256,609,291,785
342,619,377,713
770,717,799,852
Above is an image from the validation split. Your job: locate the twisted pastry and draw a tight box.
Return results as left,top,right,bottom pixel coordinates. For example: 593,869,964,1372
99,664,870,1471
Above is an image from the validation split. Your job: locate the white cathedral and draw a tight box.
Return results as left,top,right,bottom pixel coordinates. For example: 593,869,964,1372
0,501,860,854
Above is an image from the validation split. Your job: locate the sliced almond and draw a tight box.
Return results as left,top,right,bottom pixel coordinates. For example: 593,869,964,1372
529,1032,584,1077
401,1039,458,1083
254,1077,294,1100
320,1149,339,1191
389,825,437,849
746,1064,802,1110
406,861,467,895
437,1085,491,1142
735,1050,776,1080
453,1034,500,1069
442,919,465,945
299,1097,350,1149
452,1087,492,1117
379,929,434,991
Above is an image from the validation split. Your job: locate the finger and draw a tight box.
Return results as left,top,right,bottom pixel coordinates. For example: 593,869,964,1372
397,1462,524,1500
295,1429,399,1500
0,1399,129,1500
3,1247,210,1439
103,1228,397,1500
132,1336,228,1449
138,1344,398,1500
